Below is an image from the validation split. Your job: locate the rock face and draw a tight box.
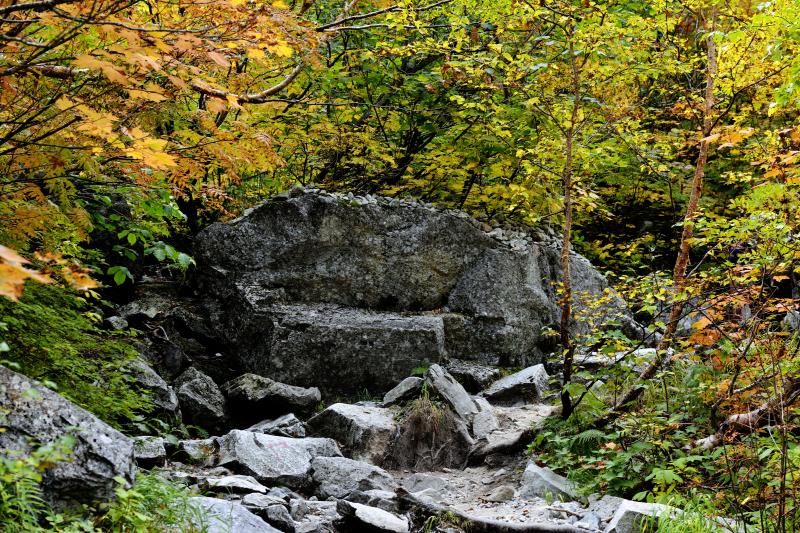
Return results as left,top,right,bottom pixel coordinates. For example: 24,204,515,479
0,365,135,509
194,190,634,394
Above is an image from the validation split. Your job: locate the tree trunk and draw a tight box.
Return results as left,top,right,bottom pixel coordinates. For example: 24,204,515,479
601,10,718,421
560,37,581,420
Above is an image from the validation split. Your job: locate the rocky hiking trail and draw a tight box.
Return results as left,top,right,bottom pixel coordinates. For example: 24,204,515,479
0,190,726,532
138,363,664,533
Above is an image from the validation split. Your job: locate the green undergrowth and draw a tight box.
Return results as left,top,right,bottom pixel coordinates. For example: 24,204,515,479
0,282,151,428
530,358,798,531
0,437,203,532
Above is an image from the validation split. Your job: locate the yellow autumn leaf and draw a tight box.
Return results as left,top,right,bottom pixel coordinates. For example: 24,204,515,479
269,43,293,57
247,48,265,60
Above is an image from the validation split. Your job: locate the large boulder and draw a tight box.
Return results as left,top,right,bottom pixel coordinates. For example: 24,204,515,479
311,456,396,499
481,364,549,405
126,358,180,415
194,190,635,395
307,403,396,465
215,429,342,488
0,365,135,509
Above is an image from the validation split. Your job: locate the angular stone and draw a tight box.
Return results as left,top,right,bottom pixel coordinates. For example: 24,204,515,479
482,364,549,405
307,403,396,464
346,489,399,513
266,504,296,532
248,413,306,438
424,364,478,422
605,500,677,533
485,485,515,502
127,358,179,414
132,436,166,468
336,500,409,533
104,315,128,330
215,430,341,488
445,359,501,393
381,377,423,407
400,473,448,493
472,397,499,439
223,373,320,423
311,456,395,499
177,437,217,466
199,475,269,494
175,367,227,430
186,496,280,533
242,492,289,510
0,365,135,510
518,461,580,503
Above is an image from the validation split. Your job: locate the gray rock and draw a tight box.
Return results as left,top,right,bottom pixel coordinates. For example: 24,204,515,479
336,500,410,533
242,492,289,510
424,364,478,422
186,496,280,533
381,377,423,407
177,437,217,466
0,365,135,510
445,359,501,393
199,475,269,494
575,512,601,531
519,461,581,502
195,192,635,395
400,473,448,493
266,504,296,532
311,456,395,499
484,485,515,502
215,430,341,488
784,310,800,332
175,367,228,429
605,500,677,533
223,373,320,421
248,413,307,438
482,364,549,405
291,499,340,531
307,403,396,464
127,358,179,414
132,436,166,468
587,494,625,522
472,397,499,438
346,489,399,513
104,315,128,330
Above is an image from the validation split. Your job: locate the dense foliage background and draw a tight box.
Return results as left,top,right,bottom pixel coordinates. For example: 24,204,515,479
2,0,800,530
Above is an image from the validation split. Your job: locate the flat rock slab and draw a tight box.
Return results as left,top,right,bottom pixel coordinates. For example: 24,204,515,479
0,365,135,510
425,364,479,422
308,403,396,465
482,365,549,405
215,429,341,489
446,359,502,393
199,474,269,494
382,377,423,407
186,496,280,533
519,462,581,503
312,456,396,499
247,413,307,438
337,500,410,533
